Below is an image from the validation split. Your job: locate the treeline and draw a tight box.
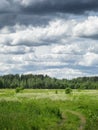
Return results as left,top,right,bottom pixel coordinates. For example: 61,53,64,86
0,74,98,89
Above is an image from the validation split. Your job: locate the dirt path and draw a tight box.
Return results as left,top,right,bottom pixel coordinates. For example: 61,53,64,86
56,110,86,130
66,110,86,130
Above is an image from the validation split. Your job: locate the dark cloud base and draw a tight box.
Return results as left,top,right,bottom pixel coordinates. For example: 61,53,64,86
0,0,98,28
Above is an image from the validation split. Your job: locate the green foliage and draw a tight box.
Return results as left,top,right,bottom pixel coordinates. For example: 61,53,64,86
15,87,24,93
55,90,58,94
65,87,72,94
0,74,98,89
15,87,20,93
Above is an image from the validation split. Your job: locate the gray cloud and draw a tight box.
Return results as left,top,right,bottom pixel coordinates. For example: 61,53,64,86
0,14,52,28
0,0,98,78
0,0,98,28
0,0,98,14
21,0,98,14
0,0,11,12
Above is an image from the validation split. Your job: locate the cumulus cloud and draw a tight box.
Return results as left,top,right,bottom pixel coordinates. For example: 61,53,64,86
73,16,98,38
52,44,85,55
0,0,98,78
25,68,85,79
79,52,98,66
1,16,98,48
0,20,70,46
0,45,34,55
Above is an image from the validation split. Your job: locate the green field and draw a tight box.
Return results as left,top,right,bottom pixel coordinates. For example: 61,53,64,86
0,89,98,130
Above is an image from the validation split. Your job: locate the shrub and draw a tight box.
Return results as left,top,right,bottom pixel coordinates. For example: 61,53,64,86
65,87,72,94
15,87,24,93
55,90,58,94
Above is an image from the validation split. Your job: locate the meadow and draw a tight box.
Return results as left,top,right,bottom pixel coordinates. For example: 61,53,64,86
0,89,98,130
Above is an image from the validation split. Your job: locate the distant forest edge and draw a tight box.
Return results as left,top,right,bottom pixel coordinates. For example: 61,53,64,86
0,74,98,89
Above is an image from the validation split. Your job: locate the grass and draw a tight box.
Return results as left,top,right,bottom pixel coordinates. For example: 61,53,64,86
0,89,98,130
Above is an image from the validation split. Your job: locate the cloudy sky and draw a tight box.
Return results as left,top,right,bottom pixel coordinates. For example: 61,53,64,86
0,0,98,79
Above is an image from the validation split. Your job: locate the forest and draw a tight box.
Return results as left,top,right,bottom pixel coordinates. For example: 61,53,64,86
0,74,98,89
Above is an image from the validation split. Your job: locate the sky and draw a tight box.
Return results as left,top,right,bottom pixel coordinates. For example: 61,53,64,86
0,0,98,79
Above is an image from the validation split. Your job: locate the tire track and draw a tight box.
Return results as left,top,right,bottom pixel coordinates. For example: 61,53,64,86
66,110,86,130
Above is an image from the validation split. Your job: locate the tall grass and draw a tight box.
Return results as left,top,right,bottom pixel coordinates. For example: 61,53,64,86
0,99,63,130
0,89,98,130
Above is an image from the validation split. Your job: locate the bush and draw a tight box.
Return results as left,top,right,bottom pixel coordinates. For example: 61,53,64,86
15,87,24,93
55,90,58,94
65,87,72,94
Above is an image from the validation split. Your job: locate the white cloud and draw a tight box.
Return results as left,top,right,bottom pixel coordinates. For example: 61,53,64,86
0,19,74,47
23,68,85,79
1,16,98,48
73,16,98,37
0,16,98,78
0,45,34,55
79,52,98,66
88,44,98,54
52,43,84,55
